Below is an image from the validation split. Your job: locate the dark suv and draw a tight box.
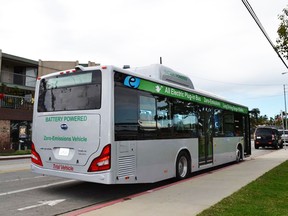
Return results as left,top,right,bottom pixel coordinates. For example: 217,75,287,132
254,127,283,149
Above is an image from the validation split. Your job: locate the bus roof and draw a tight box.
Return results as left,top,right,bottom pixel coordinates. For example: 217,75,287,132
129,64,194,89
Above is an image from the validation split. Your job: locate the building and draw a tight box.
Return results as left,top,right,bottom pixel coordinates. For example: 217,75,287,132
38,60,98,77
0,50,38,151
0,49,99,152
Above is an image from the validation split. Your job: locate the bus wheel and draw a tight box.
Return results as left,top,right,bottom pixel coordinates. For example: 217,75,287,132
236,147,242,163
176,151,190,180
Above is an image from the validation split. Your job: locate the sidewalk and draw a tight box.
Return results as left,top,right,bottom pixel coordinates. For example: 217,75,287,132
68,149,288,216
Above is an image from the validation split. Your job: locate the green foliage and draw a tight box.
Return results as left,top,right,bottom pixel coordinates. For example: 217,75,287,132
198,160,288,216
0,149,31,156
249,108,276,132
276,6,288,60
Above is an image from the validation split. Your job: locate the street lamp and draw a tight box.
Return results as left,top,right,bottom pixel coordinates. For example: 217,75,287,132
281,72,288,145
281,72,288,123
283,85,287,129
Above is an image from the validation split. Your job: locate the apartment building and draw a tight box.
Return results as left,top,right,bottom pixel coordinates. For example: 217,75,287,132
0,50,38,151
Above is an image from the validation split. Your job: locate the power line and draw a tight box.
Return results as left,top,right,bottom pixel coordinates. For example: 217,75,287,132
242,0,288,69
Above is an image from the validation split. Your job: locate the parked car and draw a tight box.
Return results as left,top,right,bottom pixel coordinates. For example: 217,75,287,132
278,129,288,145
254,126,283,149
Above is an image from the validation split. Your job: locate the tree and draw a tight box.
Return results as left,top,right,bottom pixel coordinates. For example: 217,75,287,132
249,108,260,131
249,108,279,132
276,6,288,60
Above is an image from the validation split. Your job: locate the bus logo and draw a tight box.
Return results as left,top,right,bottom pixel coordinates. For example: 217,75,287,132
155,85,163,93
124,76,140,88
60,124,68,130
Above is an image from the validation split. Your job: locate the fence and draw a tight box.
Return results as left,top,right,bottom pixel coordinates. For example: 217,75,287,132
0,94,33,110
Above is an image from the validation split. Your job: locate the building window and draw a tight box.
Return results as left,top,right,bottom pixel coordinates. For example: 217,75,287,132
25,67,37,87
13,66,37,87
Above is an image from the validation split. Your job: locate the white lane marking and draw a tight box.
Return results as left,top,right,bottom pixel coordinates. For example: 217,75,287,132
18,199,66,211
0,180,75,196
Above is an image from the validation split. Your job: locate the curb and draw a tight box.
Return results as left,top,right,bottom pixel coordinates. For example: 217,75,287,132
0,155,31,161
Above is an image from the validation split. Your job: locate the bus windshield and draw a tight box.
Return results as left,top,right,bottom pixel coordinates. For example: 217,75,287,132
37,70,101,112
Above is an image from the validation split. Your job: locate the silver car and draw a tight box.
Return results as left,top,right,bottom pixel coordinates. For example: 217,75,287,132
278,129,288,145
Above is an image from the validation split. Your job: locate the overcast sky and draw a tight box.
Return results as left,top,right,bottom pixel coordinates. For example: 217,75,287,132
1,0,288,118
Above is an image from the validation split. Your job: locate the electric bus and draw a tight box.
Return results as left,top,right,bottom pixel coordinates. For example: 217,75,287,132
31,64,251,184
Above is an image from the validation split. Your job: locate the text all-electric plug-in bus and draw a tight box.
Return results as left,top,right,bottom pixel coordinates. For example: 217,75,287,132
31,64,251,184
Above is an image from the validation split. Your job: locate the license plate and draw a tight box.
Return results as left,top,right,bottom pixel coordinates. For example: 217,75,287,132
59,148,70,156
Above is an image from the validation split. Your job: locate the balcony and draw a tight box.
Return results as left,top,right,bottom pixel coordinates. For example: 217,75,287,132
0,94,33,110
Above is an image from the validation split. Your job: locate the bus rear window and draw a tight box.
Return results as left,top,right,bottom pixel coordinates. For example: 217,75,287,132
37,70,101,112
46,73,93,89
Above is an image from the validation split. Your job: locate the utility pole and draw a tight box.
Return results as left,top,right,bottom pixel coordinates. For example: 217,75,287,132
284,85,288,130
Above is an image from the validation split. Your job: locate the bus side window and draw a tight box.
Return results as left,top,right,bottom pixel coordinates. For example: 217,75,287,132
156,97,173,138
172,99,198,138
223,112,235,137
115,87,138,140
139,95,157,131
234,114,244,136
214,109,224,137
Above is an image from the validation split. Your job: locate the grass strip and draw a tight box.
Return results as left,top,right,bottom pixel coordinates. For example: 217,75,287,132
0,150,31,156
198,160,288,216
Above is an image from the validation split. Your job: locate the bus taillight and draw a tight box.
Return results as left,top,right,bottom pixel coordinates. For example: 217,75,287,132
31,143,43,167
88,144,111,172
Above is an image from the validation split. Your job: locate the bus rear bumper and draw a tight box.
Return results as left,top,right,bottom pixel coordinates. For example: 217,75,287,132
31,164,114,184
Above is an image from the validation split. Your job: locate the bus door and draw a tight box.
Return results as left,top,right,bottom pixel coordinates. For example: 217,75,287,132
198,108,213,166
243,115,251,155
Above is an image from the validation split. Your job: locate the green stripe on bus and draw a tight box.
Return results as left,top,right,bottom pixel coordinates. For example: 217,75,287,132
138,79,248,114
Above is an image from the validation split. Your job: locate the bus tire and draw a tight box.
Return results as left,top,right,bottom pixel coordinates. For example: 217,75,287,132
236,145,242,163
176,151,190,180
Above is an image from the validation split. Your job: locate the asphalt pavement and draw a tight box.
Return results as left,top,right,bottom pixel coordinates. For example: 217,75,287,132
65,149,288,216
2,150,288,216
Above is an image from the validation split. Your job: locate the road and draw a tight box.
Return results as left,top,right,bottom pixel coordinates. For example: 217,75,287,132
0,158,175,216
0,147,277,216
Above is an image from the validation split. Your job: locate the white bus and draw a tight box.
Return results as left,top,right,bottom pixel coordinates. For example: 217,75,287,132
31,64,251,184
